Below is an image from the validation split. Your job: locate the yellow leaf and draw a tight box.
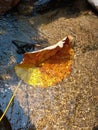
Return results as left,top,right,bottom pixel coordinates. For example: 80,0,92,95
15,36,74,87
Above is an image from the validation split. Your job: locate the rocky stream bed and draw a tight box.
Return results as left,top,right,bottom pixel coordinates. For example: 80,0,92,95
0,0,98,130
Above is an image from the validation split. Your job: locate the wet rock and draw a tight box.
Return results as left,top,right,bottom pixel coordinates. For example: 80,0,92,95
33,0,71,13
16,0,91,16
88,0,98,11
17,0,72,15
0,0,20,15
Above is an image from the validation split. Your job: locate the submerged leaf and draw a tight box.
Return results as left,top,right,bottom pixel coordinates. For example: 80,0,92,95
15,36,74,87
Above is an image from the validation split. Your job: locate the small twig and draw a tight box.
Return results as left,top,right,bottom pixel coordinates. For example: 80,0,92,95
0,80,22,122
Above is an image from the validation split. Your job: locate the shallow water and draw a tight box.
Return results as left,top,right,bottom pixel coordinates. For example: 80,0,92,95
0,3,98,129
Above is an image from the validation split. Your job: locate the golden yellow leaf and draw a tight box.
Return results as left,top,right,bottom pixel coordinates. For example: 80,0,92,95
15,36,74,87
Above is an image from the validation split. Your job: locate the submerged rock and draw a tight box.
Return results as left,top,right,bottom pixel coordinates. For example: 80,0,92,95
0,0,20,15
